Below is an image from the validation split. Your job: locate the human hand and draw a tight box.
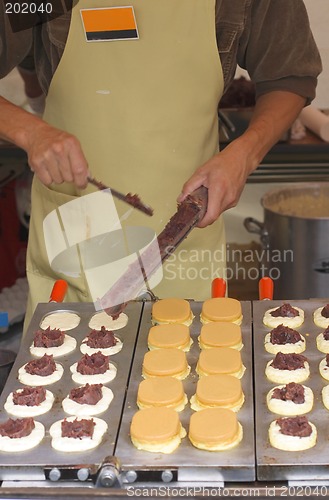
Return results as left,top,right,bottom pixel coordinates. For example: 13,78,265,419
24,121,88,188
177,142,253,228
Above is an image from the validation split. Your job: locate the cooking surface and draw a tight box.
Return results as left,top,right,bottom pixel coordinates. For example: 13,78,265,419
115,301,255,482
0,302,143,481
253,299,329,481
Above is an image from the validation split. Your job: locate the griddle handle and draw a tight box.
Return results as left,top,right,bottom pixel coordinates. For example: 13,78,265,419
49,280,68,303
259,277,274,301
212,278,226,298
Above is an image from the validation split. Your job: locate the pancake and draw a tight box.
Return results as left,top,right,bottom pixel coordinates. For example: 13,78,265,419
264,325,306,355
88,311,128,331
4,389,54,418
130,407,186,453
196,347,245,379
49,416,108,452
62,386,114,416
142,348,190,380
316,328,329,353
200,298,242,325
137,377,187,412
190,374,244,412
30,334,77,358
266,383,313,416
319,355,329,381
80,331,123,356
40,311,80,331
321,384,329,410
188,408,243,451
0,419,45,452
265,352,310,384
199,322,243,350
151,298,194,326
269,416,317,451
263,304,304,329
70,360,117,384
314,305,329,329
18,361,64,386
147,324,192,352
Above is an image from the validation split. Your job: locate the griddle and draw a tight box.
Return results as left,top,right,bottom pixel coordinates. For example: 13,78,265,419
115,301,255,484
253,299,329,481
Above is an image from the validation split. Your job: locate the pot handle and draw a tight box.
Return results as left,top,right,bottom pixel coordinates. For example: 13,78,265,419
243,217,269,249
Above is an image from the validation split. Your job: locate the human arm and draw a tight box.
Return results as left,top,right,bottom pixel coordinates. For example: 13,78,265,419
177,90,306,228
0,96,88,188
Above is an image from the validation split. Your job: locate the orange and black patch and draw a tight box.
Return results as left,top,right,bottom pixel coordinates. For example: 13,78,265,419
80,6,138,41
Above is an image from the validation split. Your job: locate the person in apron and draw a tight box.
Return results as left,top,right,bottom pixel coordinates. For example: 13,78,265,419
0,1,321,330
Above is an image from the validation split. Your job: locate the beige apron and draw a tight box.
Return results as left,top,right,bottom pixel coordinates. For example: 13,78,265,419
25,0,226,328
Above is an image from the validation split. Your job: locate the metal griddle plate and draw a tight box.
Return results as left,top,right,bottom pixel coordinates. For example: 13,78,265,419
115,301,255,483
253,299,329,482
0,301,143,482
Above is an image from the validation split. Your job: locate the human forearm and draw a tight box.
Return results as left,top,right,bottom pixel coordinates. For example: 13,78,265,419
0,96,88,187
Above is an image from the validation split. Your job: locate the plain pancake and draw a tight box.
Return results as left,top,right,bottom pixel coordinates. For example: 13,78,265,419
196,348,245,378
266,385,314,416
269,418,317,451
188,408,243,451
142,348,190,380
137,377,187,411
148,324,192,351
200,298,242,325
130,407,186,453
152,298,193,326
190,374,244,412
199,322,243,350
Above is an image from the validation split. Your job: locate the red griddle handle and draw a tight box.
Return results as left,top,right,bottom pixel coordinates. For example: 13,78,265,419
211,278,226,298
259,277,274,301
49,280,68,303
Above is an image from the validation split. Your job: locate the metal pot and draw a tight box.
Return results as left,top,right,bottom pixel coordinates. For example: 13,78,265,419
244,183,329,299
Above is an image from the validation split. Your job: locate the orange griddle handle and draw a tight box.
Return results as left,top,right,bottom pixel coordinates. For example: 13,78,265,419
49,280,68,303
259,277,274,301
212,278,226,298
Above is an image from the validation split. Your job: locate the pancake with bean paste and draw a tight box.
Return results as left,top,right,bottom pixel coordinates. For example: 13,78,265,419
199,322,243,350
190,374,244,412
266,383,313,416
147,324,192,352
263,303,304,328
200,298,242,325
30,327,77,358
130,407,186,453
264,324,305,354
189,408,243,451
196,347,245,378
316,326,329,353
0,417,45,452
62,383,114,416
151,298,194,326
80,327,123,356
314,304,329,329
49,416,108,452
137,377,187,411
18,354,64,386
319,354,329,381
269,416,316,451
265,352,310,384
142,348,190,380
4,387,54,417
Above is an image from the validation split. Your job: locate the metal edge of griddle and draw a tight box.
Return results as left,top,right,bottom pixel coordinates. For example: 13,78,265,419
114,300,256,485
0,301,143,484
253,299,329,482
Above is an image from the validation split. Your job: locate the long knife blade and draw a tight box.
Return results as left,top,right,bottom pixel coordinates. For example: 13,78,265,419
96,186,208,317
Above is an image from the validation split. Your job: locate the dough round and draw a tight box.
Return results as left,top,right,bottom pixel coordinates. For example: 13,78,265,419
80,336,123,356
70,362,117,384
265,359,310,384
266,384,313,416
316,332,329,353
88,311,128,331
0,420,45,452
314,306,329,329
62,386,114,416
264,332,306,354
40,312,80,331
18,362,64,386
263,306,304,329
319,357,329,381
4,389,54,417
30,334,77,358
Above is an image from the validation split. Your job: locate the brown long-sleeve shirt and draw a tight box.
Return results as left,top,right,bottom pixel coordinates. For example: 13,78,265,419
0,0,322,103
